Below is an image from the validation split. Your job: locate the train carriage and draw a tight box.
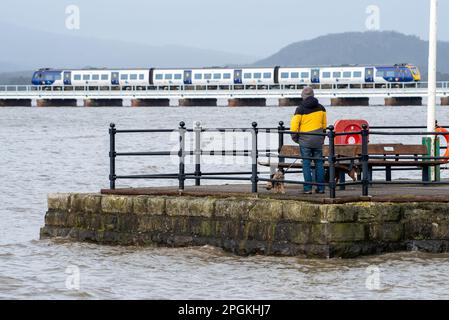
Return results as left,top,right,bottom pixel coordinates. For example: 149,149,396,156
32,64,421,88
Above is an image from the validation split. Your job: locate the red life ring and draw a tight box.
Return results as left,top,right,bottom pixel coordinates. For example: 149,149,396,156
436,127,449,163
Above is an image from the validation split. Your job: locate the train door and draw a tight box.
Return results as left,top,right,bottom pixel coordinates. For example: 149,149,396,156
184,70,192,85
365,68,374,83
311,69,320,83
111,72,119,85
234,69,242,84
63,71,72,85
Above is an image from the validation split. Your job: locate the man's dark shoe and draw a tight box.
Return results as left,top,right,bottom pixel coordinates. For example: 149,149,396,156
315,190,325,194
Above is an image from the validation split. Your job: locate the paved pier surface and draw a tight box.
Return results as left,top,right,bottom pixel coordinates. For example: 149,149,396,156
101,183,449,204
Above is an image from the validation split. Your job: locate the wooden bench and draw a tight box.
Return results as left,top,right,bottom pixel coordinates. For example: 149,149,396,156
359,144,445,182
259,143,444,183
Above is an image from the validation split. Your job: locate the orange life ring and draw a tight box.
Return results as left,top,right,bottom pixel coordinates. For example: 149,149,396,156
436,127,449,163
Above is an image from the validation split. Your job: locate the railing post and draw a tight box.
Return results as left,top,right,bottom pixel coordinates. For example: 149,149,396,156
178,121,186,192
327,125,336,199
251,122,259,193
278,121,285,163
194,121,202,186
361,124,370,196
109,123,116,189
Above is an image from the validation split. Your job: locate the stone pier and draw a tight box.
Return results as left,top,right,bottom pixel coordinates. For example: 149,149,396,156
131,99,170,107
40,192,449,259
228,98,266,107
178,99,217,107
84,99,123,107
441,97,449,106
331,98,369,107
278,98,302,107
37,99,77,107
0,99,32,107
385,97,422,106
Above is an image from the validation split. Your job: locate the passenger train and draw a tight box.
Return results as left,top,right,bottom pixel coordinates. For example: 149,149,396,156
32,64,421,87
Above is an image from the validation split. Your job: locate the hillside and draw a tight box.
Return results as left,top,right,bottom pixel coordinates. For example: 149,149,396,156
0,22,255,73
254,31,449,79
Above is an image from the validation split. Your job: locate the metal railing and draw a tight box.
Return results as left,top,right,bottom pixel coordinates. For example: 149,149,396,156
108,122,449,199
1,81,449,94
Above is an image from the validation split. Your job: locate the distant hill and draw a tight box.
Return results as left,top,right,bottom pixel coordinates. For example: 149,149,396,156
254,31,449,80
0,71,34,85
0,22,255,73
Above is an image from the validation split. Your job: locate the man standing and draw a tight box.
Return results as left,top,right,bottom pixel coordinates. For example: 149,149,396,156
290,87,327,194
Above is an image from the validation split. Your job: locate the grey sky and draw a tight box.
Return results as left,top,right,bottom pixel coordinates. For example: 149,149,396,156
1,0,448,57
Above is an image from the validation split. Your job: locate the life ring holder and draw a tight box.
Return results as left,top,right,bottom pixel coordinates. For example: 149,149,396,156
435,127,449,163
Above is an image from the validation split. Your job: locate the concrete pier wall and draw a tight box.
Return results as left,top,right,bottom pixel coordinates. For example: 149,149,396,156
278,98,302,107
385,97,422,106
131,99,170,107
41,193,449,258
178,99,217,107
228,98,266,107
331,98,369,107
84,99,123,107
0,99,32,107
37,99,77,107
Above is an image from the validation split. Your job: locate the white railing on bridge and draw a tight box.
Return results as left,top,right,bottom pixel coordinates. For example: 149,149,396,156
0,82,448,99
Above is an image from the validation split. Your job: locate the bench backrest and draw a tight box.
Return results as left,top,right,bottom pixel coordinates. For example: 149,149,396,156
280,145,360,157
365,144,427,156
280,144,428,158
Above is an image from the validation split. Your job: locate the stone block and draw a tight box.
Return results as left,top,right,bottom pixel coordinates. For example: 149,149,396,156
47,193,71,211
166,197,215,217
101,195,133,214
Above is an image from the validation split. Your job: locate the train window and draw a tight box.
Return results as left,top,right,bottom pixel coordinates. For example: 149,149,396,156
155,74,163,80
322,72,331,78
74,75,81,80
130,74,138,80
291,72,299,79
55,74,62,80
165,74,173,80
92,74,100,80
139,74,144,80
174,74,182,80
83,75,91,80
101,74,109,80
301,72,309,78
244,73,252,79
376,71,385,77
353,71,362,78
333,72,341,78
194,74,202,80
280,72,289,79
263,73,271,79
204,74,212,80
223,73,231,79
254,73,261,79
121,74,128,80
386,71,395,77
343,72,352,78
214,74,222,79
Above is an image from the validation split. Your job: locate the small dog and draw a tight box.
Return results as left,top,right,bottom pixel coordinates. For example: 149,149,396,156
266,169,286,194
328,166,359,184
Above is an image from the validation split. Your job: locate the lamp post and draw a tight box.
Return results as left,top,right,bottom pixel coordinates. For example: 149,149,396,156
427,0,438,180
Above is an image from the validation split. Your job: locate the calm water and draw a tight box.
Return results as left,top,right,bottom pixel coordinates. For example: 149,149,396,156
1,105,449,300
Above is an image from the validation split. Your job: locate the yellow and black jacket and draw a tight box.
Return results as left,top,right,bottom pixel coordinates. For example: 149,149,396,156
290,97,327,148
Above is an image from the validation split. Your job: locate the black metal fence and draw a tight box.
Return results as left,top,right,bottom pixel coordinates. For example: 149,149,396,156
108,122,449,199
